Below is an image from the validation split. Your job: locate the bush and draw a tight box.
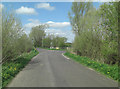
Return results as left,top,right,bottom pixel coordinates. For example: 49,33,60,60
73,30,102,59
101,40,118,65
2,9,33,62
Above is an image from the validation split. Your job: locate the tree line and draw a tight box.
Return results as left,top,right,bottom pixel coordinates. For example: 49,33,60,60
1,9,67,63
68,2,119,65
30,25,67,48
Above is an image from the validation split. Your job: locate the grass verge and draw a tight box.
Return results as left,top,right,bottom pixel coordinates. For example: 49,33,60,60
64,52,119,82
2,49,39,88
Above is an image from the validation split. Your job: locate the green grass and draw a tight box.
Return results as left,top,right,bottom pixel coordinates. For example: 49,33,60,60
2,49,39,88
64,52,119,82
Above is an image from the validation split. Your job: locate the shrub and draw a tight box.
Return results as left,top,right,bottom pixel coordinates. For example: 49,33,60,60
2,9,33,63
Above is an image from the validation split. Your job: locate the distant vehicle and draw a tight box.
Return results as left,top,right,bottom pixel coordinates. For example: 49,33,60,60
56,47,59,49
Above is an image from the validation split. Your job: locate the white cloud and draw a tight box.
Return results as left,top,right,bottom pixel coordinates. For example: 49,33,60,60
23,19,73,42
0,4,4,9
24,19,70,32
47,21,70,28
45,29,65,35
45,29,74,42
28,19,40,24
24,22,39,29
36,3,55,11
16,6,37,15
23,19,41,33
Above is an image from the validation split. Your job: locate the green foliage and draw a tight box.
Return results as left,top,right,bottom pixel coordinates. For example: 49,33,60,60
52,36,67,48
99,2,119,64
42,34,67,48
73,30,102,60
64,42,72,47
2,49,39,87
68,2,93,35
70,3,102,61
64,52,119,82
69,2,118,65
29,25,48,47
2,9,33,62
101,40,118,64
57,37,67,48
43,34,52,48
100,2,119,64
16,34,33,53
99,2,118,38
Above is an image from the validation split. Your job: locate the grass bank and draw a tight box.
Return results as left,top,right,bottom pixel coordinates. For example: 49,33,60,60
2,49,39,87
64,52,119,82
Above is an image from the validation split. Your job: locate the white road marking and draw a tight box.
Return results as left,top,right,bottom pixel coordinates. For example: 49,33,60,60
88,68,95,71
62,53,70,60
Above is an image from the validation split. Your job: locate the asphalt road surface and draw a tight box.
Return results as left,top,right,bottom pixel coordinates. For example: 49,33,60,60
7,48,118,87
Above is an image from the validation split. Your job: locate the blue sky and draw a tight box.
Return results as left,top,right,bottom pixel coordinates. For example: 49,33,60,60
1,2,101,42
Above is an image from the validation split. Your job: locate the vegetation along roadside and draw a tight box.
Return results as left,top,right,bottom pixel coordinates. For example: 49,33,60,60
64,52,119,82
2,49,39,88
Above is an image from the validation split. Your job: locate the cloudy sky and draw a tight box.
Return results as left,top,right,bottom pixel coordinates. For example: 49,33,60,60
1,2,101,42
